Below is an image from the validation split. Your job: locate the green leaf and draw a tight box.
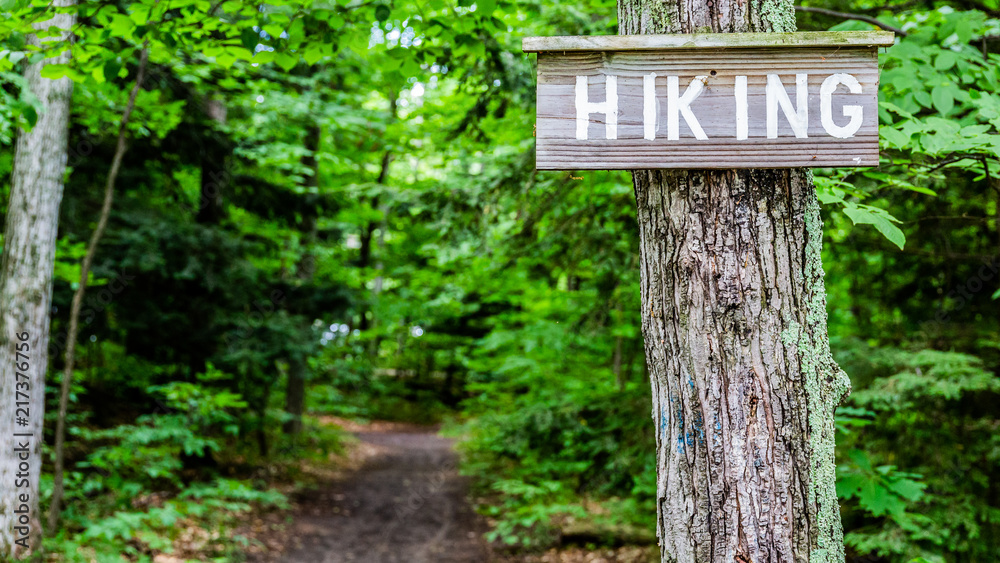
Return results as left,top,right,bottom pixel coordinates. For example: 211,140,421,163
263,24,284,39
878,101,914,120
22,105,36,128
848,449,873,472
303,45,324,65
955,18,974,43
128,5,150,25
934,51,958,71
253,50,275,64
914,90,932,109
39,63,70,80
160,32,177,49
881,127,910,149
816,189,845,205
275,51,298,72
931,85,954,114
102,58,122,83
887,476,926,502
869,216,906,250
216,49,238,67
109,13,135,37
862,482,906,517
843,206,906,250
241,27,260,51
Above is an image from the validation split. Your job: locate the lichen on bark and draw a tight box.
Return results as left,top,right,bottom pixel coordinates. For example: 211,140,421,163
756,0,798,33
796,189,851,563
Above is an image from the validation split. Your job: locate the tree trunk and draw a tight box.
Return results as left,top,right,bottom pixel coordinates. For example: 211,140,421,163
618,2,851,562
196,96,230,224
283,355,307,435
49,47,149,532
283,122,321,436
0,0,76,555
613,334,624,390
357,92,396,339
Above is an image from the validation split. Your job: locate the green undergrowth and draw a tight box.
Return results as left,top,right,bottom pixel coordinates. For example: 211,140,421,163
450,384,658,550
455,338,999,560
39,362,348,562
833,344,1000,562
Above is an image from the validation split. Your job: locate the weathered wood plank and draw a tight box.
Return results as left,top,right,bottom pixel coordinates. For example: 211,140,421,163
533,44,882,170
523,31,895,52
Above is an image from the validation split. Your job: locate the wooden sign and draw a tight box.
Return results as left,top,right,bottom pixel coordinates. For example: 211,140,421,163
523,32,895,170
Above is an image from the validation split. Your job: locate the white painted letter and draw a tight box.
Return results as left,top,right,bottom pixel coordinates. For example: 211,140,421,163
643,73,656,140
576,75,618,140
766,74,809,138
667,76,708,141
820,73,863,139
735,75,748,140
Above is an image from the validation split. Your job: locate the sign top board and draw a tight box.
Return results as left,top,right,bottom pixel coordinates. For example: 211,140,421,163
523,31,896,52
525,31,895,170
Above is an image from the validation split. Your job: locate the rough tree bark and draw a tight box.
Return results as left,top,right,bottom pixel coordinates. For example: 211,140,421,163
617,1,851,562
0,0,76,555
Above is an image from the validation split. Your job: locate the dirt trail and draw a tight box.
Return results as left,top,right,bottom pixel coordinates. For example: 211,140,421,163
261,424,490,563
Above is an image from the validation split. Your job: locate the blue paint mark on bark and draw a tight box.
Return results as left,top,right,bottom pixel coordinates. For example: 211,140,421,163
693,411,706,446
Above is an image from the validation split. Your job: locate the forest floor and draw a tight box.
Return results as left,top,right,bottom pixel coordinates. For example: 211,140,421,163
241,418,654,563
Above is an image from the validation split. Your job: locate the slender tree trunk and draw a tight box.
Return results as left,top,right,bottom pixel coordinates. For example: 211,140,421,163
357,151,392,333
48,47,148,532
357,222,372,332
618,1,850,562
0,0,76,555
612,335,624,389
989,163,999,249
358,93,396,338
196,96,230,224
257,402,269,458
283,355,307,435
611,299,625,389
367,198,389,359
284,123,321,436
